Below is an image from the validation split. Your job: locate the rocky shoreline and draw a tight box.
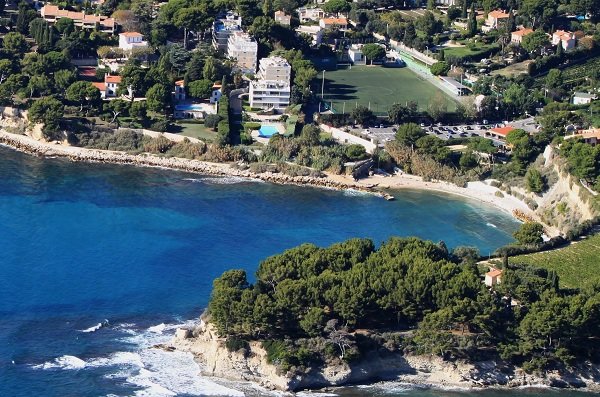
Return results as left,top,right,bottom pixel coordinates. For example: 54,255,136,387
170,321,600,393
0,130,384,196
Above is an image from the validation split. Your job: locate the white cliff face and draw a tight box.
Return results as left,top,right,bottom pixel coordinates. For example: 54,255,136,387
171,322,600,393
173,322,294,390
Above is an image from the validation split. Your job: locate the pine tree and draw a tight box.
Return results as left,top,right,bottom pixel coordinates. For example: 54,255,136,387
262,0,273,17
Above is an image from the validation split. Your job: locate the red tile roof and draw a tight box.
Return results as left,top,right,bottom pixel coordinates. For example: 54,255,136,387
512,28,533,37
489,10,509,19
321,17,347,25
490,126,515,137
91,82,106,91
120,32,143,37
486,269,503,277
105,75,122,84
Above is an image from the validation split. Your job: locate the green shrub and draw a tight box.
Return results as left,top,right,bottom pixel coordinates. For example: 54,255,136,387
225,336,249,353
243,122,261,130
144,135,174,153
430,61,450,76
151,120,171,132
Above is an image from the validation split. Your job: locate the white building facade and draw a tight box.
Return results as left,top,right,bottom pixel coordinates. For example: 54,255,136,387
212,11,242,52
227,31,258,73
118,32,148,51
249,56,292,111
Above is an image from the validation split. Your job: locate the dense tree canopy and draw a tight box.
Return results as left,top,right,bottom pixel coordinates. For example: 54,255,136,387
208,237,600,372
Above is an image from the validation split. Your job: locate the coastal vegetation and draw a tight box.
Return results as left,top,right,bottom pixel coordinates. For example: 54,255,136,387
207,237,600,374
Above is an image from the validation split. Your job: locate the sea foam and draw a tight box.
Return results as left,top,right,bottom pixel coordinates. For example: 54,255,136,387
34,321,244,396
33,355,87,370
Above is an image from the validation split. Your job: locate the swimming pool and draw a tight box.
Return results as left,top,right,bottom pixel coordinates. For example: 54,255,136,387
258,125,279,137
175,104,208,112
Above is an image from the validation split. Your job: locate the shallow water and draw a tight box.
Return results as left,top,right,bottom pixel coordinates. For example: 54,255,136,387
0,146,560,397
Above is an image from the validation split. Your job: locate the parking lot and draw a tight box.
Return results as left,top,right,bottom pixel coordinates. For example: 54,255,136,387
350,123,506,148
348,117,540,148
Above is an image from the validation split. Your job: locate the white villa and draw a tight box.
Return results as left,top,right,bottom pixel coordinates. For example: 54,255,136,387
295,25,323,47
552,30,577,50
91,74,121,99
274,10,291,25
319,17,348,30
297,7,324,23
510,28,533,45
249,56,291,111
227,31,258,73
348,44,365,64
572,92,597,105
118,32,148,51
482,10,509,32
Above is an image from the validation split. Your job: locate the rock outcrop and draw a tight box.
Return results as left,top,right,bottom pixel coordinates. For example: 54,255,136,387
171,322,600,392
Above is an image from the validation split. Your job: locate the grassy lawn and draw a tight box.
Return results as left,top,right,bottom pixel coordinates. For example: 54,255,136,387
491,60,533,77
174,122,218,142
320,65,455,115
443,43,499,62
511,234,600,289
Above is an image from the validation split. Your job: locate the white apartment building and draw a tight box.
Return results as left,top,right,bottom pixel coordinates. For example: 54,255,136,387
227,31,258,73
118,32,148,51
249,56,292,111
212,11,242,52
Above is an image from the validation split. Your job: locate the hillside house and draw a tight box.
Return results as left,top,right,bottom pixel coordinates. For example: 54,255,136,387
572,92,597,105
482,10,509,32
274,10,291,26
564,128,600,145
485,268,503,287
510,28,533,45
319,17,348,30
488,126,515,140
118,32,148,51
296,25,323,47
297,7,324,23
552,30,577,50
91,74,121,99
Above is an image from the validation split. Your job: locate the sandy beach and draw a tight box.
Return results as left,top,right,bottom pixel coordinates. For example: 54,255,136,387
0,129,536,224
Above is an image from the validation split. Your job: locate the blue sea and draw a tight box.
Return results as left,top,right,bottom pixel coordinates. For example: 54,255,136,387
0,146,588,397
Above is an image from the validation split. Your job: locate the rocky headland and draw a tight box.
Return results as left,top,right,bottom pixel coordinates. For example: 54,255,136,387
169,320,600,393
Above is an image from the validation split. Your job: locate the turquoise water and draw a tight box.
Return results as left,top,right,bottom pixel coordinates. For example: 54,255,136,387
258,125,279,137
0,145,573,397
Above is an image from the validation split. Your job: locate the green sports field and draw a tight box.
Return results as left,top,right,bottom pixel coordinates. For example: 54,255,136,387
319,65,456,116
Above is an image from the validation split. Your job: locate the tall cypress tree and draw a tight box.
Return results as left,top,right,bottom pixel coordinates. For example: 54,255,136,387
467,3,477,37
461,0,468,18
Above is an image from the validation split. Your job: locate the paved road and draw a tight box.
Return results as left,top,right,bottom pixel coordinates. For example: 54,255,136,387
229,88,247,116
